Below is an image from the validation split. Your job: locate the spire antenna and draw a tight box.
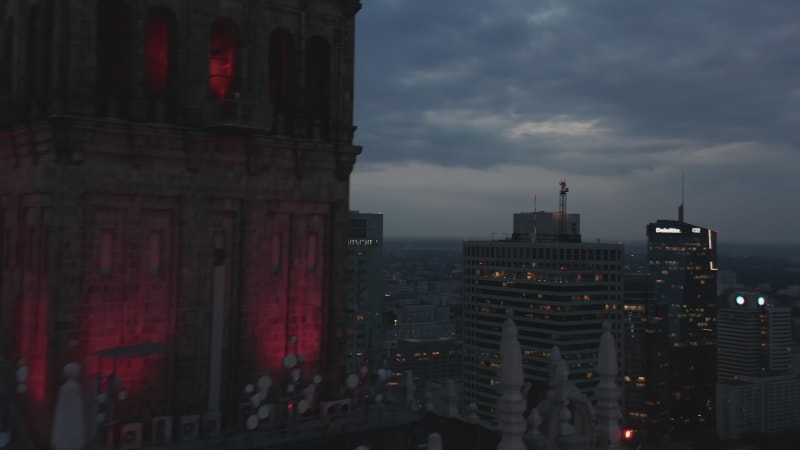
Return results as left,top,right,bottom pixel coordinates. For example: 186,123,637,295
532,193,538,242
679,174,685,222
559,179,568,241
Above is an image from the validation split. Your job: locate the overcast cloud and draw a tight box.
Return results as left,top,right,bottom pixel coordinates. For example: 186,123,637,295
350,0,800,243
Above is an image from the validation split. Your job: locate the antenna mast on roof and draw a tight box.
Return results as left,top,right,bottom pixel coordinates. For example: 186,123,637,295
679,174,685,222
559,179,568,241
532,193,538,243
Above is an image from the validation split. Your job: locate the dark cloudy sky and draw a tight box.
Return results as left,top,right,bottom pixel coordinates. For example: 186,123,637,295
349,0,800,244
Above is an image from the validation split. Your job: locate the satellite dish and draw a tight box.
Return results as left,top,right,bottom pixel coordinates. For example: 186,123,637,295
246,415,258,430
346,374,359,389
250,393,261,408
96,412,106,424
117,390,127,401
359,366,368,375
283,354,298,369
297,399,309,414
244,384,255,394
375,393,384,403
286,384,295,394
313,375,322,385
257,404,270,419
257,375,272,392
16,384,26,394
0,431,11,448
16,366,28,383
290,368,301,382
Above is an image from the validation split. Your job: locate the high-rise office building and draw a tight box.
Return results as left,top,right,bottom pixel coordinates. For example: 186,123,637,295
0,0,362,442
622,272,670,442
717,292,792,382
646,214,718,425
347,211,384,375
463,209,623,422
716,292,800,440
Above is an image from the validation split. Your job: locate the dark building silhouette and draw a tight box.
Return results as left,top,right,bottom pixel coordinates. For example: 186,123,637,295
346,211,384,375
622,272,669,443
646,217,718,426
0,0,362,443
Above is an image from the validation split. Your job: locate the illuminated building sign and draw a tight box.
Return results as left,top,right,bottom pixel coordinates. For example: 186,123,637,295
692,227,701,233
348,239,380,247
655,227,682,234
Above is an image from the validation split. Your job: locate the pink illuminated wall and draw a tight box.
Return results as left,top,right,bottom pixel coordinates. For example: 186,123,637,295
287,214,327,370
14,205,51,407
80,199,177,414
244,205,329,379
250,212,290,374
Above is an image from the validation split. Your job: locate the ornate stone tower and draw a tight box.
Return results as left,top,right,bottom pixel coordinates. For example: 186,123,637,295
0,0,361,440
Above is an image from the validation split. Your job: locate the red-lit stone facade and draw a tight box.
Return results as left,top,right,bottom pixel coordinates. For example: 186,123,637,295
0,0,361,440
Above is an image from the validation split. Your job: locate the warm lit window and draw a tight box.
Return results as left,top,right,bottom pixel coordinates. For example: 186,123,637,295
209,18,238,100
145,7,175,100
269,29,294,114
305,36,330,120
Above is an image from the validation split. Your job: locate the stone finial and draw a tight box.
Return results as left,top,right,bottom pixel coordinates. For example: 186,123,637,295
427,433,443,450
465,402,480,423
63,362,80,379
595,321,622,450
597,321,617,381
424,391,435,413
497,310,526,450
545,346,575,437
526,407,542,437
51,363,86,450
500,310,523,386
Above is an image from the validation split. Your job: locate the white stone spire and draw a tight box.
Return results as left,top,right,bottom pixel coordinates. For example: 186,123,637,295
497,310,526,450
595,321,622,449
51,363,86,450
549,346,575,437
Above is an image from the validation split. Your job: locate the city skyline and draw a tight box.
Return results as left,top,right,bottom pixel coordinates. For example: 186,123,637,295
350,0,800,244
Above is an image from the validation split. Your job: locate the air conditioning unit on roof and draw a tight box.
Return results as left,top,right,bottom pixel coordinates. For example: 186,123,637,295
120,423,142,450
151,416,172,444
179,415,199,441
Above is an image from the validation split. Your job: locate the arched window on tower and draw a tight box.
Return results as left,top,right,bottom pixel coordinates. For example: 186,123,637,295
305,36,331,122
1,17,13,94
209,18,238,100
96,0,133,105
26,6,40,99
40,1,54,106
268,29,295,115
145,7,176,101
